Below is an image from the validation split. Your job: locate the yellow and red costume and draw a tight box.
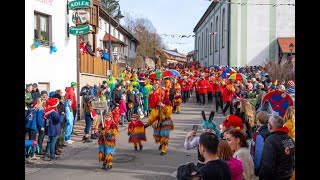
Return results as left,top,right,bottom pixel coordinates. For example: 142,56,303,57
146,85,174,155
98,111,118,170
173,92,182,113
128,114,146,151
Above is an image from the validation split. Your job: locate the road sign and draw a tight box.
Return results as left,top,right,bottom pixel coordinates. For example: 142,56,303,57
69,24,91,35
91,101,107,109
68,0,90,10
262,90,293,118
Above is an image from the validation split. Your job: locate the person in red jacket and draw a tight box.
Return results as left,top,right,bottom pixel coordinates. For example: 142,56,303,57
195,77,200,103
65,82,78,136
212,77,223,113
181,76,191,103
207,76,214,103
222,81,238,116
198,75,208,106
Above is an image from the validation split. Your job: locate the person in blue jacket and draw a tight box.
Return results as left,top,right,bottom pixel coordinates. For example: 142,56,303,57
43,98,65,161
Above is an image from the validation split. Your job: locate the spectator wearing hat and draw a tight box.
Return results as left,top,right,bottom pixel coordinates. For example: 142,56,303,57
65,82,78,136
43,98,65,161
25,83,34,109
32,83,41,102
226,129,254,180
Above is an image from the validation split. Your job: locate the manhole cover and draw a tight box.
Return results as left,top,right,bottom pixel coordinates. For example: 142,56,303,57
113,154,136,163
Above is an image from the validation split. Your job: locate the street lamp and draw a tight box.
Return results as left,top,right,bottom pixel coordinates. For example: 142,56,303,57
104,0,124,74
289,43,294,57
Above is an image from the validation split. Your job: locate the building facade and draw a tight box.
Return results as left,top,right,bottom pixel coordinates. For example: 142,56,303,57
194,0,295,67
96,8,139,68
25,0,77,93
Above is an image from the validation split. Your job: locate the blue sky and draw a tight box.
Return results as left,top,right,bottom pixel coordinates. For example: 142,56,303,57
118,0,211,54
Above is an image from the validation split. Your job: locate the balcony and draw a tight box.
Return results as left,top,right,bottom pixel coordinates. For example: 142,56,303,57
80,53,120,77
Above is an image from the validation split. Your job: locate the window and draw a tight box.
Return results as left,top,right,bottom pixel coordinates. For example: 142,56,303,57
113,28,116,36
210,23,213,54
34,12,50,46
215,16,219,52
118,33,120,41
198,37,200,60
222,9,225,48
99,18,101,28
105,22,107,32
202,32,204,59
205,28,208,57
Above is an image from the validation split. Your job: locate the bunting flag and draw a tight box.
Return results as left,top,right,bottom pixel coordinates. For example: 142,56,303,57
160,34,196,38
208,0,295,7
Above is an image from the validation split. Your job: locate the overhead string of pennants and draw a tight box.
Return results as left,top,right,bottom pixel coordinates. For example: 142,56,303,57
208,0,295,7
160,34,196,38
164,42,193,44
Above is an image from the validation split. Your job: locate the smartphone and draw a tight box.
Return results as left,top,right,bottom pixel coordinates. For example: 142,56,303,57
192,125,198,132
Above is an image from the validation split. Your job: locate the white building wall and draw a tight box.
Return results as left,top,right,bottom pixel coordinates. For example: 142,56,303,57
246,0,270,65
194,2,229,67
26,0,77,94
245,0,294,65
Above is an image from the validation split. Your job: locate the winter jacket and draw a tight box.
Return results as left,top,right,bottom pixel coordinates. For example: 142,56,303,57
25,109,44,132
44,111,65,137
112,89,123,106
233,147,254,180
207,81,213,93
222,87,237,102
65,87,77,111
197,79,208,94
101,51,110,61
259,126,295,180
226,157,244,180
32,89,41,102
25,90,34,107
119,100,127,115
85,44,95,56
284,120,295,141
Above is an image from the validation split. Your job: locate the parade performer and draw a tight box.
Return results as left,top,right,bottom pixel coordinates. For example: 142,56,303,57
142,79,153,116
145,81,174,155
98,111,118,170
222,80,238,116
127,114,146,151
173,90,182,114
131,77,140,90
108,76,116,94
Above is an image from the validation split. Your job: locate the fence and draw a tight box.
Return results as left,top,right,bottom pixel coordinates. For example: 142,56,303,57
80,53,120,77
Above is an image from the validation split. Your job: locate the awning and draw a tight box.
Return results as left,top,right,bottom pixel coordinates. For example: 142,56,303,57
277,37,295,53
103,32,127,46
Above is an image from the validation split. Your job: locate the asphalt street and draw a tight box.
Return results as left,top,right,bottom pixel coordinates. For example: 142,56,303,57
26,94,226,180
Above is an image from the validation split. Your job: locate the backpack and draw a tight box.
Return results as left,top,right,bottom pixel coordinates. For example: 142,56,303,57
177,162,200,180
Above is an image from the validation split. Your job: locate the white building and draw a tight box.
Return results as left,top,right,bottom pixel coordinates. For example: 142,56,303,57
25,0,77,93
194,0,295,67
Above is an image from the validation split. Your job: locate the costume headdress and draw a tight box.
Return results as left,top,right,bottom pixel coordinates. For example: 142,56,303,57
222,115,244,130
201,111,221,138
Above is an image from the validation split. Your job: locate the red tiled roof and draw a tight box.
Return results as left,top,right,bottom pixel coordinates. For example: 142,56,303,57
277,37,295,53
103,32,127,46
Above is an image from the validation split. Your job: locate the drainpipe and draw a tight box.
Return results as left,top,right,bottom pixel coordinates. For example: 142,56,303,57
227,0,231,66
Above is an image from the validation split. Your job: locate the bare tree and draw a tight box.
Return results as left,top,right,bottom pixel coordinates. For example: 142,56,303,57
264,59,295,82
101,0,120,17
122,12,167,65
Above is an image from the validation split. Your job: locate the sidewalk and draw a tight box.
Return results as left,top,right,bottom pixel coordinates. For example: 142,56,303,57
25,119,128,176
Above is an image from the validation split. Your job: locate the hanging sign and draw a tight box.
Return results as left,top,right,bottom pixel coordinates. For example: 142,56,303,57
68,0,90,10
72,10,90,25
69,24,92,35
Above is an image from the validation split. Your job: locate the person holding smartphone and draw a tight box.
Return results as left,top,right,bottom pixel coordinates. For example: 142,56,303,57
184,111,221,170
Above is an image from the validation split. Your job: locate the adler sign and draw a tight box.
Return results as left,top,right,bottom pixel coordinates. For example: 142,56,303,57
72,10,89,25
68,0,90,10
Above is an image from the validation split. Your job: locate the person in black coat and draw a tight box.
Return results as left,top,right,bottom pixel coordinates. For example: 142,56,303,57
259,115,295,180
85,41,95,57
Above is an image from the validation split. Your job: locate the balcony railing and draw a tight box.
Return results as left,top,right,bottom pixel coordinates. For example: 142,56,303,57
80,53,120,77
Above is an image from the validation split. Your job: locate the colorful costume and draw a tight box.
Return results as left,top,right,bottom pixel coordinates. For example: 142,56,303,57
108,76,116,94
142,79,153,114
131,77,140,90
128,114,146,151
173,92,182,113
146,86,174,155
98,111,118,170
